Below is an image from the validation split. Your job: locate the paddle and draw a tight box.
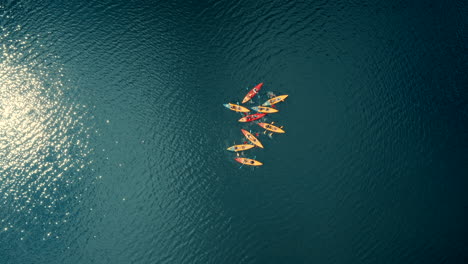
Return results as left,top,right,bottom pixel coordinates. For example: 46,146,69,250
238,152,245,169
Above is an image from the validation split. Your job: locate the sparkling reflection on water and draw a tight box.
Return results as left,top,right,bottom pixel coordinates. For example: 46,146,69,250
0,25,95,242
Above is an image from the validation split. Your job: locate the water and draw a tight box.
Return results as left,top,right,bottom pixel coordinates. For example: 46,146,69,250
1,1,467,263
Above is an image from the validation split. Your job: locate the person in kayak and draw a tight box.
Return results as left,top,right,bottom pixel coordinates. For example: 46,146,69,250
266,92,277,108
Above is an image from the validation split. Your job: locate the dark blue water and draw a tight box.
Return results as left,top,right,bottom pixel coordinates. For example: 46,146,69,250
1,1,467,263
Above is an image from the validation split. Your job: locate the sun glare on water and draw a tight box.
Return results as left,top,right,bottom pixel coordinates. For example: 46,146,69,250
0,26,94,240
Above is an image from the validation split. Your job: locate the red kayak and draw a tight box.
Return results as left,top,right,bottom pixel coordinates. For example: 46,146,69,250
241,83,263,104
238,113,266,122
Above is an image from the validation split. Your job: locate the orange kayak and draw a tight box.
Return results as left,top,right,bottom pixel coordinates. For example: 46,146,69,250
242,83,263,104
257,122,285,133
226,144,255,152
223,103,250,113
241,129,264,148
262,95,288,106
251,106,278,113
235,157,263,166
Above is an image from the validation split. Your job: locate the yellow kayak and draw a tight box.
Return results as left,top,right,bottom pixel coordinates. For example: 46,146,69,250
241,129,264,148
235,157,263,166
226,144,255,152
262,95,288,106
251,106,279,113
257,122,285,133
223,103,250,113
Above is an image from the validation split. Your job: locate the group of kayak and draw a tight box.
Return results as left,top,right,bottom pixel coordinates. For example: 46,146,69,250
223,82,288,167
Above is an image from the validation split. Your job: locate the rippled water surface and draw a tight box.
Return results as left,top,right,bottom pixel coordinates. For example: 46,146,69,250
1,1,467,263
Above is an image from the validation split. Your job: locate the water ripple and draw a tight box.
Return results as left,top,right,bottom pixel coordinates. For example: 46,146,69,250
0,24,95,244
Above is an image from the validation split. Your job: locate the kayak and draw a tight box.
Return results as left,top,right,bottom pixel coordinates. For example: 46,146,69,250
251,106,278,113
257,122,285,133
235,157,263,166
226,144,255,152
223,103,250,113
241,129,264,148
238,113,266,122
262,95,288,106
242,83,263,104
